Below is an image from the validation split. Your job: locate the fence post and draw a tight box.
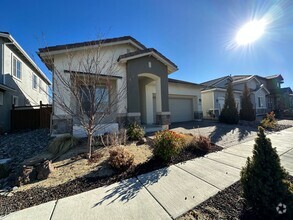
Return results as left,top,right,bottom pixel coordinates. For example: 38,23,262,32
40,101,42,128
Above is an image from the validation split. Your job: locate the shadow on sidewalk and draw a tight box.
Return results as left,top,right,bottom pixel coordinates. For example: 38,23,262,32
93,167,168,207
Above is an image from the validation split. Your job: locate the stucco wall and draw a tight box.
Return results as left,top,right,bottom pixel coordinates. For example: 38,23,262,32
201,91,214,117
51,44,136,120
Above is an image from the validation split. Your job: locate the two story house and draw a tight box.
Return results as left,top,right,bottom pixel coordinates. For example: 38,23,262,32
201,74,290,119
0,32,51,131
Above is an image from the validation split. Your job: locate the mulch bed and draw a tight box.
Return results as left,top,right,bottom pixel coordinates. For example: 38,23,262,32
0,144,222,216
178,176,293,220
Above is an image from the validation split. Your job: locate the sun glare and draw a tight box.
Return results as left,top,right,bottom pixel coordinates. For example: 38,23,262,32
236,19,267,45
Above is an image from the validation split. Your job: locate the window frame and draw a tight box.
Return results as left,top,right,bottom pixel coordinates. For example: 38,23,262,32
12,95,19,107
0,92,3,105
12,56,22,80
32,73,38,90
79,85,110,115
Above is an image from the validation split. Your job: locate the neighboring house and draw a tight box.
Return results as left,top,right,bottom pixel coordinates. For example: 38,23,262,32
0,32,51,131
200,74,291,119
38,36,203,136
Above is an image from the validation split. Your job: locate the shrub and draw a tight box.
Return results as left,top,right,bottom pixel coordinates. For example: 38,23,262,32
240,83,256,121
109,146,134,171
0,164,10,179
219,81,239,124
48,134,78,157
240,127,293,218
187,135,211,154
261,111,277,130
153,130,185,162
195,135,211,153
127,123,145,141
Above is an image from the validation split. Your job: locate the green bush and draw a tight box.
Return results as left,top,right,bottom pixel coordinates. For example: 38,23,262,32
153,130,185,162
47,134,78,157
240,83,256,121
219,81,239,124
127,123,145,141
261,111,277,130
241,127,293,218
109,146,134,171
0,164,10,179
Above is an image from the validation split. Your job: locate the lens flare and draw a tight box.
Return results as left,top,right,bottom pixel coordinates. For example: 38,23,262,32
236,19,267,45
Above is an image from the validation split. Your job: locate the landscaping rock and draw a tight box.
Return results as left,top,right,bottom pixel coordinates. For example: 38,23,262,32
17,166,37,186
35,160,54,180
136,138,147,146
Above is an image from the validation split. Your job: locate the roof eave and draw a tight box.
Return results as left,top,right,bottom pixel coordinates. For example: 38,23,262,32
0,32,51,85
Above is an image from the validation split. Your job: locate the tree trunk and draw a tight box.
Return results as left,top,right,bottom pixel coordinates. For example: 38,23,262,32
87,133,93,159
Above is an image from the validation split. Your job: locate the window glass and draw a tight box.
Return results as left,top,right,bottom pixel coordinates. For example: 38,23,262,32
32,74,38,89
13,57,22,79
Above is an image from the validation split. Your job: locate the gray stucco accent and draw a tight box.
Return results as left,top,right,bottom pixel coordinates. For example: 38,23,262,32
126,56,169,113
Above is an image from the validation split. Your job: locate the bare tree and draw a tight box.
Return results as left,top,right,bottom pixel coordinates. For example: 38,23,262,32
39,40,127,158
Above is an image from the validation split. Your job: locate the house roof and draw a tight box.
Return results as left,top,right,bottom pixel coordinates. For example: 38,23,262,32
266,74,284,80
118,48,178,73
168,78,202,87
38,36,147,53
200,75,231,87
0,31,51,85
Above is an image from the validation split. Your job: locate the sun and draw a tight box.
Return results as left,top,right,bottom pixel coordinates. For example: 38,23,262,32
236,19,267,45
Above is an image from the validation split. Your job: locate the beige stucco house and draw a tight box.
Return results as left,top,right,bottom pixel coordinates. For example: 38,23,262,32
0,32,51,131
38,36,203,136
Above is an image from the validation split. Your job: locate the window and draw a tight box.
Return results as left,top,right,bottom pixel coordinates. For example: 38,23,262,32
12,56,22,79
13,96,19,107
39,79,43,93
0,92,3,105
258,97,264,108
32,74,38,89
80,86,109,115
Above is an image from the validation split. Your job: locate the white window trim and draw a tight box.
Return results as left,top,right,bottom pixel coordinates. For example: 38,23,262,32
0,92,3,105
257,96,266,108
32,73,38,90
12,95,19,107
12,55,22,80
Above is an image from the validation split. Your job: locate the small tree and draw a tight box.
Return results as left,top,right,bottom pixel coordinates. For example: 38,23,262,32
240,83,255,121
241,127,293,218
219,81,239,124
39,39,127,159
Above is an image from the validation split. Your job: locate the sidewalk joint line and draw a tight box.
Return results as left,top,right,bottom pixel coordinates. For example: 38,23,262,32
135,176,174,220
49,200,58,220
174,165,222,191
204,157,241,170
280,147,293,156
221,151,248,159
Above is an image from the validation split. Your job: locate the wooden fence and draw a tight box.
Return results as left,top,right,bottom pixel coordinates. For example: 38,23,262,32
11,101,52,130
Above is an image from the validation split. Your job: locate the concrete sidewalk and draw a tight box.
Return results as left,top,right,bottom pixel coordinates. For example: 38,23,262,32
3,128,293,220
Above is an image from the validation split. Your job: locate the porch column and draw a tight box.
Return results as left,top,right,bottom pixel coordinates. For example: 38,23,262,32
156,75,170,128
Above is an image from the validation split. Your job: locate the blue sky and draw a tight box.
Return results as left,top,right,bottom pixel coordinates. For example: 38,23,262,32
1,0,293,88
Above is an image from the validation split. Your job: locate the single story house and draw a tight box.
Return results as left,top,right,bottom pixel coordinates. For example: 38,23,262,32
38,36,203,136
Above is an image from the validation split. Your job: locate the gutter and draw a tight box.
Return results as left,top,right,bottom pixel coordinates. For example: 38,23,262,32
0,32,51,85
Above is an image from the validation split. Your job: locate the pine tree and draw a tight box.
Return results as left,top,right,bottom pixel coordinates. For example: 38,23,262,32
241,127,293,218
219,81,239,124
240,83,256,121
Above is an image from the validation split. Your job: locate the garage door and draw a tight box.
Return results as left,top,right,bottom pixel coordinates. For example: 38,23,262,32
169,98,193,122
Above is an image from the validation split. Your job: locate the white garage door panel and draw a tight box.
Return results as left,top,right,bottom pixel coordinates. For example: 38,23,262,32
169,98,193,122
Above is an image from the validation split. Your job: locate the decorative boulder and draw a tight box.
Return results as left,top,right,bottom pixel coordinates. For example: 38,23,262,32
35,160,54,180
136,137,147,146
17,165,37,186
